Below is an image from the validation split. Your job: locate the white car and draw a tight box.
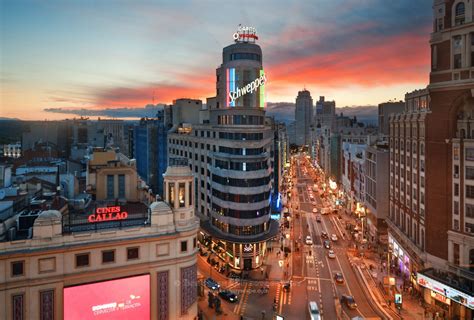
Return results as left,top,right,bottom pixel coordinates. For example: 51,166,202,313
331,234,338,242
308,301,321,320
312,208,318,213
305,235,313,245
328,250,336,259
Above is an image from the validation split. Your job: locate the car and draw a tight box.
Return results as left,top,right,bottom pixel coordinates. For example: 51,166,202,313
334,272,344,284
312,208,318,213
316,215,321,222
331,234,338,242
321,231,328,239
219,290,238,302
283,282,291,291
341,295,357,309
228,271,242,279
308,301,321,320
323,240,331,249
305,235,313,245
204,277,220,290
328,250,336,259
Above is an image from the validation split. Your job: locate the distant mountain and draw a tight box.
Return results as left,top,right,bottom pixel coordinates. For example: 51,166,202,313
336,106,378,125
0,117,20,121
265,102,295,124
265,103,378,126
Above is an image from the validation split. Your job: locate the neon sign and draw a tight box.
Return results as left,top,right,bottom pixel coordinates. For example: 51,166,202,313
88,206,128,223
233,25,258,42
228,72,267,103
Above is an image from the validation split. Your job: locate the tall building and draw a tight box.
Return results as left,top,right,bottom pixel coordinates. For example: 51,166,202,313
295,89,313,146
0,155,199,320
364,142,390,243
315,96,336,128
388,1,474,318
133,109,171,196
167,27,278,270
378,101,405,136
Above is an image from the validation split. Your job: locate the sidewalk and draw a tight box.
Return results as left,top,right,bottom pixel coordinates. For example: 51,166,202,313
338,208,427,320
362,253,431,319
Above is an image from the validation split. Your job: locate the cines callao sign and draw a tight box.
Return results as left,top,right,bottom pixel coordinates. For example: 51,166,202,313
88,206,128,223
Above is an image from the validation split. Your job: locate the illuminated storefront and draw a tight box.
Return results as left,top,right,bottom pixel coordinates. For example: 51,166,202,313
388,235,412,276
417,270,474,319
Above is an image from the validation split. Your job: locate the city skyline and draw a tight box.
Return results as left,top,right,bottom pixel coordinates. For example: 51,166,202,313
1,0,432,120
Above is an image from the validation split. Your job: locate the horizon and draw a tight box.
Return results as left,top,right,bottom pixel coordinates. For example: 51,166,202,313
1,0,431,120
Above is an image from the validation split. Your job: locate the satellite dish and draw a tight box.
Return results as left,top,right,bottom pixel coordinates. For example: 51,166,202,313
0,189,5,200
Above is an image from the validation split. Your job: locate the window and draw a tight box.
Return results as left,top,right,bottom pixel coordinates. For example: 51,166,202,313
455,2,465,17
169,182,175,207
466,204,474,218
75,253,90,267
188,182,192,206
467,167,474,179
178,183,185,207
193,237,197,248
107,175,114,199
181,240,188,252
455,183,460,196
12,294,24,320
11,261,24,277
466,185,474,198
40,290,54,320
118,174,125,198
466,148,474,161
454,53,462,69
454,201,459,215
454,219,460,231
454,146,460,160
102,250,115,263
454,243,460,265
127,247,139,260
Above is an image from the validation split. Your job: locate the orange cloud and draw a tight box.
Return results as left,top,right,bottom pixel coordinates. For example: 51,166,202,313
94,74,215,107
266,31,430,89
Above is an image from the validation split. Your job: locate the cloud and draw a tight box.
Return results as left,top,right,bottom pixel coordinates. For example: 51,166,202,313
93,74,215,107
266,29,430,89
43,104,164,118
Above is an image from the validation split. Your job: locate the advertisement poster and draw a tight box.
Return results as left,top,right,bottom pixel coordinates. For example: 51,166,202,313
64,274,150,319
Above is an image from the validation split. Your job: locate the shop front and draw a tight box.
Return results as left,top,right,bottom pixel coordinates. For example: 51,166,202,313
417,269,474,319
199,219,279,271
388,235,417,280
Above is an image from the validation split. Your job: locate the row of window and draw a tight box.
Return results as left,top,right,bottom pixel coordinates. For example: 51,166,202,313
212,203,270,219
218,132,263,141
212,174,271,187
229,52,262,62
218,115,264,125
10,240,198,274
211,217,267,236
212,188,270,203
215,159,268,171
218,146,264,155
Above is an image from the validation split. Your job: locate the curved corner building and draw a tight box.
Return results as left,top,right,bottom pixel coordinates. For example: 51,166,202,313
167,28,279,270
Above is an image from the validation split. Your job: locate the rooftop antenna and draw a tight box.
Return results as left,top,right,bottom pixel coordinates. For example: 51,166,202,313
152,91,155,105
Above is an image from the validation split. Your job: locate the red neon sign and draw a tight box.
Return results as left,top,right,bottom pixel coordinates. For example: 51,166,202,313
88,206,128,223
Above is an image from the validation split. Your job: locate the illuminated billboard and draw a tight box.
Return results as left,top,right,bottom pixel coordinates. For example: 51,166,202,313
226,68,266,108
417,273,474,309
64,274,150,320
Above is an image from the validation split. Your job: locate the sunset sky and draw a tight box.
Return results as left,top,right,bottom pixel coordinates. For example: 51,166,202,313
1,0,432,120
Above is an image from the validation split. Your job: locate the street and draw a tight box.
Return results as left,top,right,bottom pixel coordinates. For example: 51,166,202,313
198,153,383,320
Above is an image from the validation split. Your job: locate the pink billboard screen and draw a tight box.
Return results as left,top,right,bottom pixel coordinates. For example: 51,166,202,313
64,274,150,320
